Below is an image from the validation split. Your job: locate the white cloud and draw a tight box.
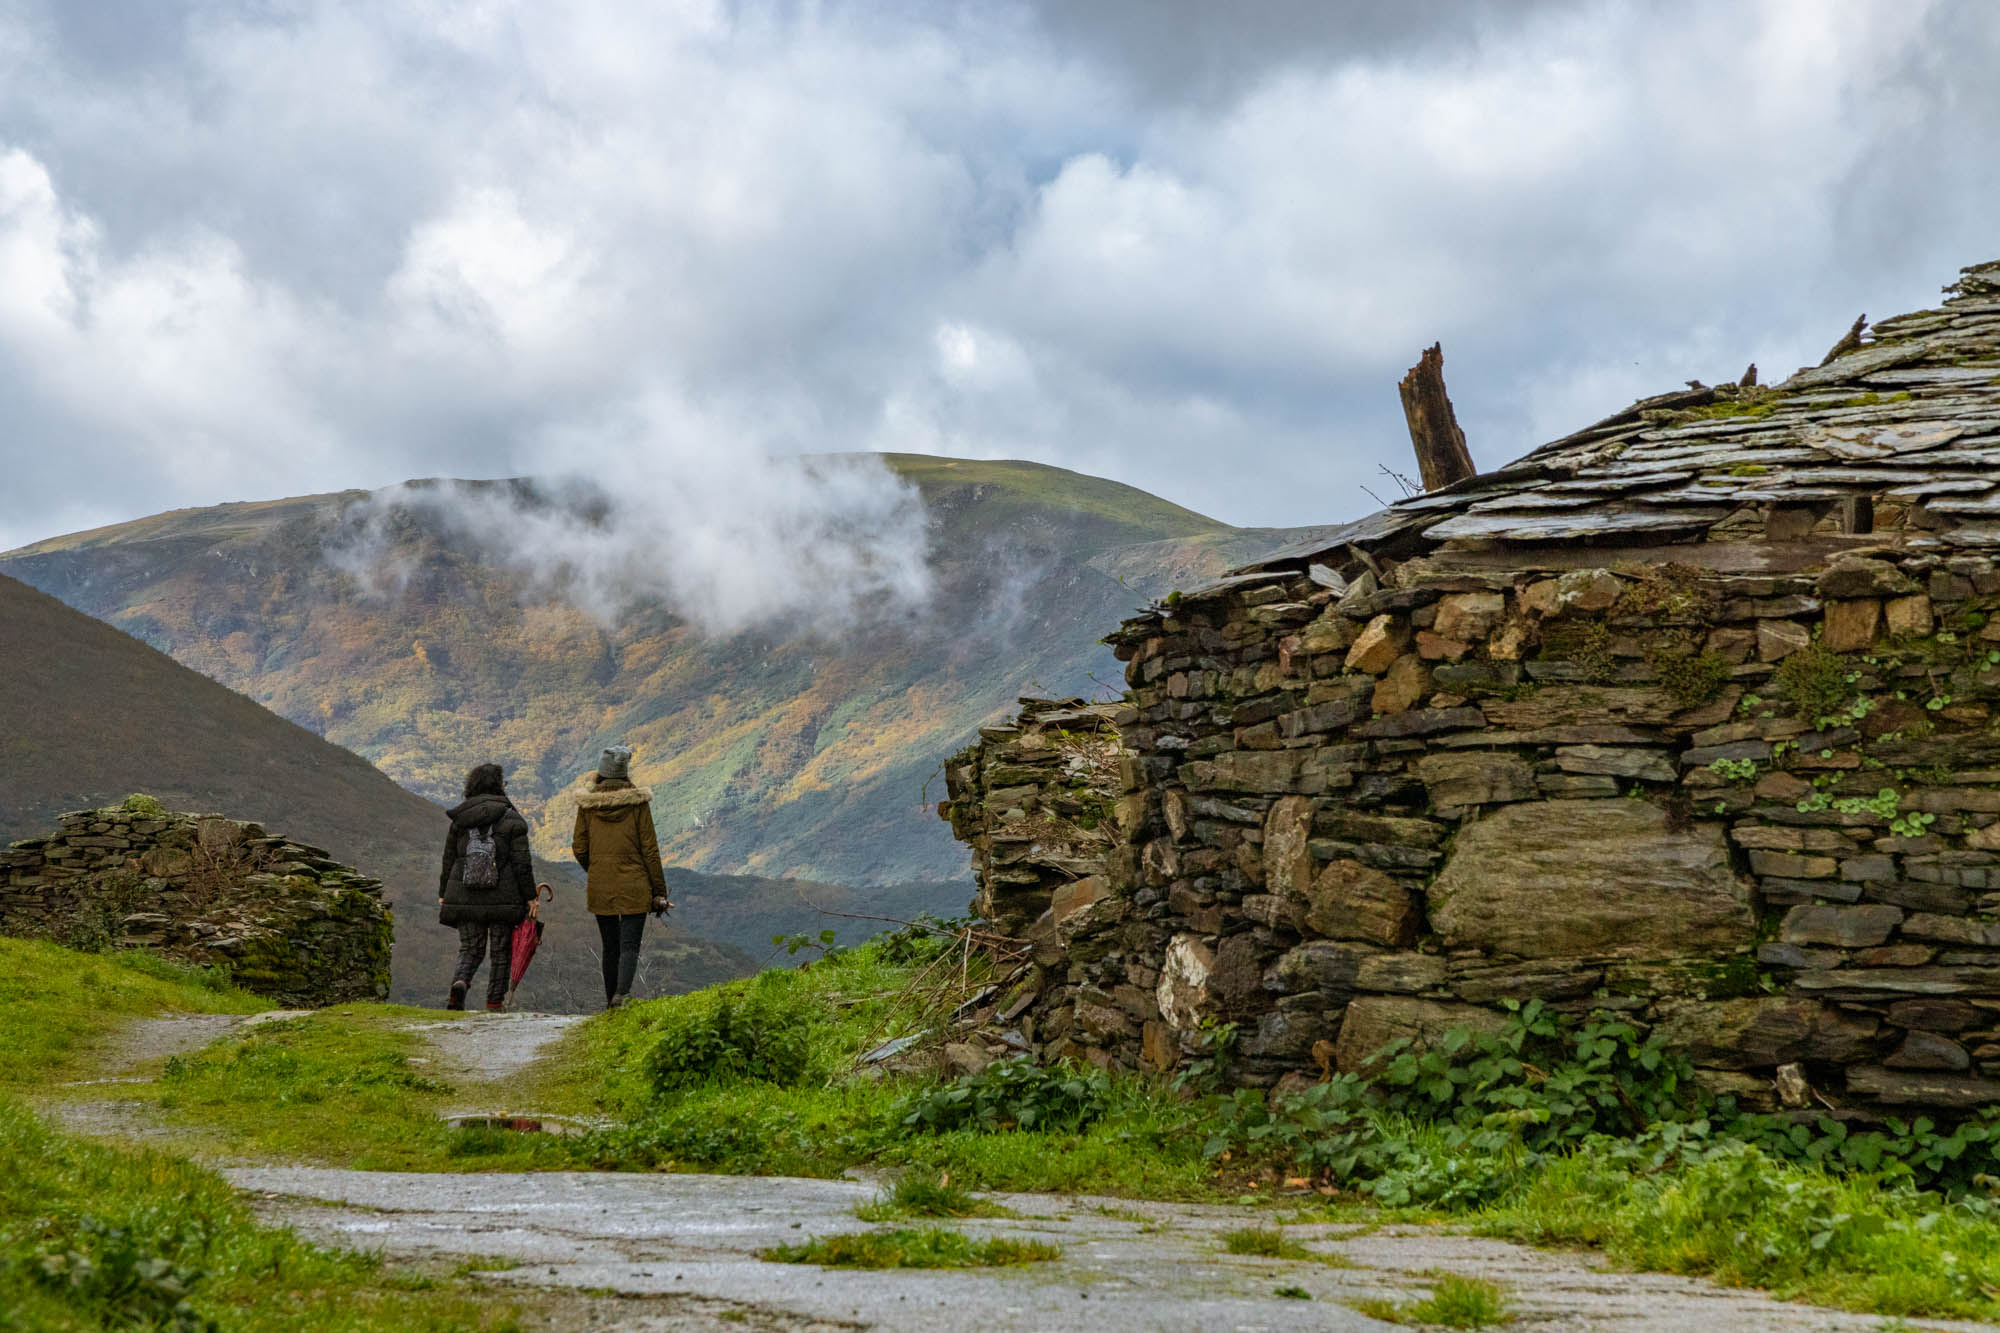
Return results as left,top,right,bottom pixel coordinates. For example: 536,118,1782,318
0,0,1995,564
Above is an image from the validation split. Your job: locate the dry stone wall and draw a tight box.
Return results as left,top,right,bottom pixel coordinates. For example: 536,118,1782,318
0,796,393,1006
949,550,2000,1118
942,698,1122,939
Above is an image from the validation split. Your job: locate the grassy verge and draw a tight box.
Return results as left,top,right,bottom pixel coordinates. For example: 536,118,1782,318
562,942,1219,1197
0,938,266,1089
0,941,575,1330
0,1098,545,1332
1483,1142,2000,1317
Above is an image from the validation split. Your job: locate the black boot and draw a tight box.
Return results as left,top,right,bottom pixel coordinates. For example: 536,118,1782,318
447,980,468,1011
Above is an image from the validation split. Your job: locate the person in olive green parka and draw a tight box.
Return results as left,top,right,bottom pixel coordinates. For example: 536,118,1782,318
572,745,671,1008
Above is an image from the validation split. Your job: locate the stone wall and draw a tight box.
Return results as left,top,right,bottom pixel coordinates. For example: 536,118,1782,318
0,795,393,1006
947,549,2000,1118
942,698,1121,938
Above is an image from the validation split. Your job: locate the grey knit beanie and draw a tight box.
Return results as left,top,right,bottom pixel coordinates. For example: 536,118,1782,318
596,745,633,780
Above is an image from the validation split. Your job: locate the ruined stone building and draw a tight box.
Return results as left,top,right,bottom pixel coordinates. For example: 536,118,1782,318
2,796,393,1006
946,259,2000,1117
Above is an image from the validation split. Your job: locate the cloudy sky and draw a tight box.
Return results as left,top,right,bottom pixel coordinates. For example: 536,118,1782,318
2,0,1997,557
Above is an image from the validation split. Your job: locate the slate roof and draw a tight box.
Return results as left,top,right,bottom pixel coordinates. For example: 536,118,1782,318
1230,259,2000,584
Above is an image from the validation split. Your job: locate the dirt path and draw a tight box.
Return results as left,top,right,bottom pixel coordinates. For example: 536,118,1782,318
49,1009,311,1141
230,1166,1990,1333
401,1011,585,1084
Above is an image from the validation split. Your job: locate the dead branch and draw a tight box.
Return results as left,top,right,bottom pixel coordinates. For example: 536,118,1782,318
1398,343,1476,490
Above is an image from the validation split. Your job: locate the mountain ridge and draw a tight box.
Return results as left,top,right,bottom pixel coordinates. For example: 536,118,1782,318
1,454,1329,887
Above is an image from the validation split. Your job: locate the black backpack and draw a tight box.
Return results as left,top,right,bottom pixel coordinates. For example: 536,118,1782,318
462,822,502,891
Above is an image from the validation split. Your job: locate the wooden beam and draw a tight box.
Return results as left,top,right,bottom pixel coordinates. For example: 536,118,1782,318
1398,343,1476,491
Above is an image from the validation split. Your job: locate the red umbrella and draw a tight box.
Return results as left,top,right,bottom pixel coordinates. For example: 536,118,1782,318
508,883,554,1003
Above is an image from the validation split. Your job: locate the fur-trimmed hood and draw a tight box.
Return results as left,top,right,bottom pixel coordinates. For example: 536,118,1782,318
575,785,655,811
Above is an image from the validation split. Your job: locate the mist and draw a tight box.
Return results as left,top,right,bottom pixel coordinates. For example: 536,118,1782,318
327,444,933,636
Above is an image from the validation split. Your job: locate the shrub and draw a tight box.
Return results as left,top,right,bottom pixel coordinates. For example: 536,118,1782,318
28,1217,214,1333
897,1057,1113,1134
644,973,816,1093
873,916,970,967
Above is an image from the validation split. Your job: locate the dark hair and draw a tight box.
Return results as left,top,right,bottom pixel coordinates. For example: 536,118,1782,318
463,763,506,798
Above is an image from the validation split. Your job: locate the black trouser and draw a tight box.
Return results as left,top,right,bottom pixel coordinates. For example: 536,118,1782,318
595,913,646,1003
454,920,513,1008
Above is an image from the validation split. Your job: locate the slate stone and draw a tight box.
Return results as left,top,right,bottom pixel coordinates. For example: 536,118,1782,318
1415,751,1537,806
1884,1031,1972,1072
1345,614,1407,673
1302,859,1421,948
1332,996,1508,1076
1261,796,1316,901
1208,933,1269,1015
1901,913,2000,948
1779,903,1904,947
1655,996,1878,1069
1555,745,1676,781
1428,799,1754,960
1817,556,1922,599
1846,1064,2000,1108
1885,998,1982,1032
1265,939,1380,995
1353,707,1485,739
1822,599,1883,653
1155,934,1215,1031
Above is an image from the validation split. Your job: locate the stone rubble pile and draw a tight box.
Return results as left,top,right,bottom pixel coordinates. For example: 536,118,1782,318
0,796,392,1006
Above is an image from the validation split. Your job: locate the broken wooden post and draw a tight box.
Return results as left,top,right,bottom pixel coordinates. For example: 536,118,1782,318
1398,343,1476,492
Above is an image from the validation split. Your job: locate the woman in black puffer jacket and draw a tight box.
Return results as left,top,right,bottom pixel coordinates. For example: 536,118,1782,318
438,763,540,1011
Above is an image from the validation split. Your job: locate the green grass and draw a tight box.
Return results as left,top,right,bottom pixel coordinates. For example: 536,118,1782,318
1484,1143,2000,1318
0,1097,543,1331
854,1173,1013,1221
549,942,1218,1196
763,1227,1060,1269
1221,1225,1307,1258
0,938,266,1089
26,934,2000,1325
1218,1225,1354,1266
1352,1274,1514,1327
145,1005,574,1170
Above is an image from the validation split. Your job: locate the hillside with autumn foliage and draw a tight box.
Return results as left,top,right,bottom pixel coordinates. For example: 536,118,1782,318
2,455,1316,888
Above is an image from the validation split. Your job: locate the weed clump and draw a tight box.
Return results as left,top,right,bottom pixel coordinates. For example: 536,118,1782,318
764,1227,1059,1269
1218,1225,1351,1266
1643,634,1732,708
28,1216,214,1332
855,1173,1011,1220
1353,1274,1513,1327
896,1057,1113,1134
1539,619,1617,681
1773,638,1855,722
644,972,817,1092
